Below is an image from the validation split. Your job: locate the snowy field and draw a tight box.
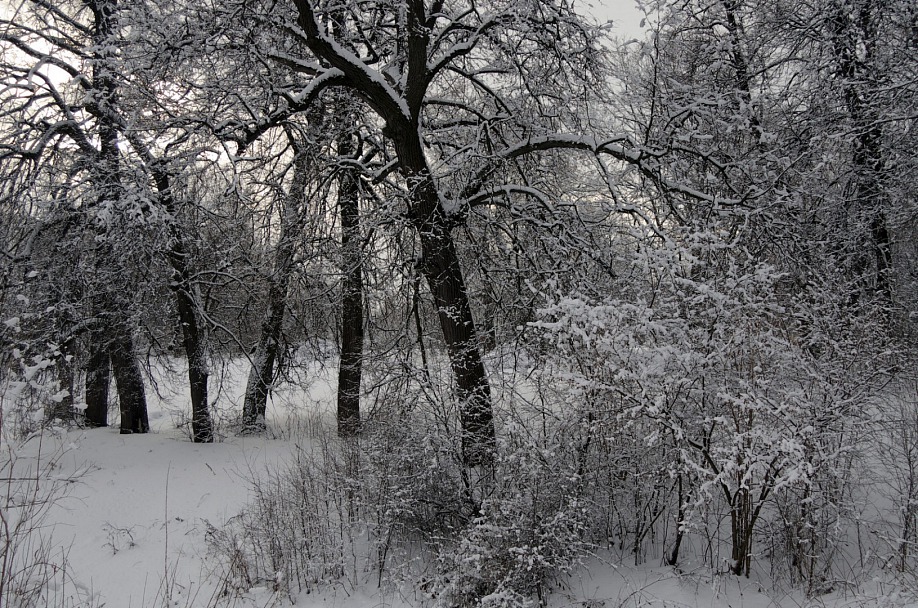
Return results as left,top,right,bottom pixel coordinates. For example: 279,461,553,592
3,360,918,608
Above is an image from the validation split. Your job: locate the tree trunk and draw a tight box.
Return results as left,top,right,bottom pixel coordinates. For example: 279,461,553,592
665,472,686,567
241,286,285,431
336,129,363,437
109,328,149,434
161,220,213,442
829,1,892,304
241,150,312,432
49,337,77,422
144,165,215,441
173,280,212,442
729,488,753,577
418,210,494,466
84,326,111,427
392,131,496,467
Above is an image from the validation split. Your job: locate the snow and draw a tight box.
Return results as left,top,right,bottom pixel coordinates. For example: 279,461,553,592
7,407,297,607
4,358,917,608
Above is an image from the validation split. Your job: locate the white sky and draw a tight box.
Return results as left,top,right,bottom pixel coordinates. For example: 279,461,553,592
588,0,646,39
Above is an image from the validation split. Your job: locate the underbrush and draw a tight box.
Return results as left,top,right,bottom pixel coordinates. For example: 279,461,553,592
205,362,918,608
0,430,96,608
207,392,592,608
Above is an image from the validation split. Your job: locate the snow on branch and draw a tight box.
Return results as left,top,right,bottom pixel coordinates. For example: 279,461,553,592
463,133,747,208
290,0,411,123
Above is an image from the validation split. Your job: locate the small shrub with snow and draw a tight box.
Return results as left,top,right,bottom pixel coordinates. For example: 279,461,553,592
432,426,588,608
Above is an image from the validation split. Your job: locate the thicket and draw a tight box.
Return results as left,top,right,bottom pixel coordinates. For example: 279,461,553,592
1,0,917,605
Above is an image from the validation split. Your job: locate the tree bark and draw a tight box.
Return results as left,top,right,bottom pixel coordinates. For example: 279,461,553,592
242,149,312,431
172,277,212,442
336,129,363,437
109,327,149,434
159,195,213,442
84,325,111,427
49,337,77,422
394,131,495,466
241,284,285,431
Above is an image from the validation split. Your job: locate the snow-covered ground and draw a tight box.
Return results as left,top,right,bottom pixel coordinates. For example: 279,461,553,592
3,361,917,608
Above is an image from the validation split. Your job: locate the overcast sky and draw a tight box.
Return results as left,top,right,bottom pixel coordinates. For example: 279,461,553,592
589,0,646,39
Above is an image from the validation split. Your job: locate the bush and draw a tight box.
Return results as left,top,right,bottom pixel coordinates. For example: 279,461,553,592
432,425,587,608
209,390,592,607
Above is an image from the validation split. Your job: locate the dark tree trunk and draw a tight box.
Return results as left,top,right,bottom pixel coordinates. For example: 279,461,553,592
83,0,127,430
241,287,284,431
665,473,686,567
173,280,212,442
829,1,892,304
84,327,111,427
419,213,494,466
109,328,149,434
242,150,312,432
143,164,214,441
393,131,495,466
336,129,363,437
159,206,213,442
49,337,77,422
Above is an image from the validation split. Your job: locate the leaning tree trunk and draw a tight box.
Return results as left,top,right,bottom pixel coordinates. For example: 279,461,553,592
418,220,495,466
241,280,287,431
242,150,312,431
152,173,214,443
393,132,496,467
336,129,363,437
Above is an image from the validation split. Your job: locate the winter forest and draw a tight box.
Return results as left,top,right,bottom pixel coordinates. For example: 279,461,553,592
1,0,917,606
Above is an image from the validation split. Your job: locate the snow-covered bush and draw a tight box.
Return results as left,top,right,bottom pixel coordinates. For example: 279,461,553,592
431,423,588,608
529,236,887,581
211,380,594,606
206,434,363,599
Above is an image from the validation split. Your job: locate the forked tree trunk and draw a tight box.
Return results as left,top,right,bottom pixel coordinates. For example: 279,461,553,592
336,130,363,437
85,0,151,432
291,0,496,467
242,150,312,431
109,327,149,434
